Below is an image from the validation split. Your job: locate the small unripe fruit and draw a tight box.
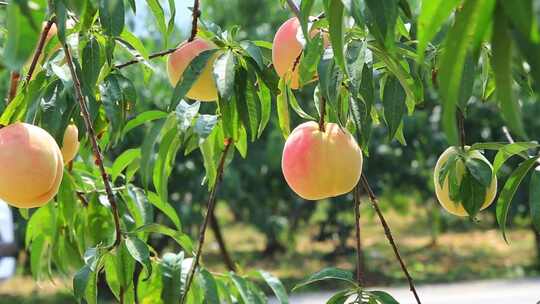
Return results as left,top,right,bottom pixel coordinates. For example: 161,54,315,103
272,17,328,89
167,38,218,102
61,124,80,164
433,146,498,216
282,122,363,200
0,123,64,208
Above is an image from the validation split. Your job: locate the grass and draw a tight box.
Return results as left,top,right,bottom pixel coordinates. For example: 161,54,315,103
0,202,537,300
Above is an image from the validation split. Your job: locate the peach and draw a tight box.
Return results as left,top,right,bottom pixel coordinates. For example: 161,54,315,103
167,38,218,102
60,124,80,164
0,123,64,208
282,121,363,200
272,17,327,89
433,146,497,216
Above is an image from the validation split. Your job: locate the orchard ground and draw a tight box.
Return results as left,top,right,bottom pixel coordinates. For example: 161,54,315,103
0,203,537,302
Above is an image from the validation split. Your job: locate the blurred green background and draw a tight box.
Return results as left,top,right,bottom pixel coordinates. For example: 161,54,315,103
0,0,539,302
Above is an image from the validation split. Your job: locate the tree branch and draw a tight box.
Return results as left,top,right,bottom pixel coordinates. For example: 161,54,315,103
318,96,326,132
180,140,232,304
6,72,20,104
285,0,301,19
353,184,364,285
115,47,179,69
188,0,201,42
360,174,422,304
62,43,123,248
457,108,466,150
502,126,515,144
25,18,55,83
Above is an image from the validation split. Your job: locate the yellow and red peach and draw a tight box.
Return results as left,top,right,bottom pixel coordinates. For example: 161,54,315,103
60,124,80,164
282,121,363,200
167,38,218,102
272,17,327,89
433,146,497,216
0,123,64,208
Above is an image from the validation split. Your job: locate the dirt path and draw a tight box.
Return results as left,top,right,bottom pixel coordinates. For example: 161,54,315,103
271,278,540,304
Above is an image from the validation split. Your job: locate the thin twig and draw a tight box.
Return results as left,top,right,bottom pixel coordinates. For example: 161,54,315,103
285,0,301,19
25,18,55,83
115,47,179,69
62,43,123,248
457,108,466,150
75,191,89,207
353,184,364,285
318,96,326,132
181,141,232,304
360,174,422,304
6,72,20,104
502,126,515,144
188,0,200,42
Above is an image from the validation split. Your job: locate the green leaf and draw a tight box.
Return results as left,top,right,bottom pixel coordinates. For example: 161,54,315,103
100,74,136,142
382,76,406,140
439,0,495,145
82,37,104,88
325,289,353,304
323,0,346,71
99,0,125,36
437,153,459,188
146,0,168,46
73,265,92,300
318,51,343,103
257,270,289,304
140,119,166,188
492,6,526,139
126,186,154,226
292,268,356,291
493,142,539,174
175,100,200,132
497,157,539,242
500,0,539,42
465,157,493,187
345,40,367,98
529,167,540,231
438,0,496,145
230,274,264,304
4,1,44,71
299,33,324,86
53,0,67,43
112,148,141,183
235,67,259,141
459,170,487,217
213,51,236,101
288,87,315,120
277,79,291,139
160,252,184,304
198,269,220,304
369,291,400,304
417,0,461,63
123,110,168,135
364,0,398,51
132,223,193,254
170,49,218,110
257,78,271,138
299,0,315,41
147,193,182,231
125,236,152,277
153,126,181,201
470,142,508,151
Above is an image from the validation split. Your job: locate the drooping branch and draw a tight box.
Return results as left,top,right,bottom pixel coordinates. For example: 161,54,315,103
180,140,232,304
188,0,201,42
25,18,55,83
62,43,123,248
360,174,422,304
353,184,364,285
